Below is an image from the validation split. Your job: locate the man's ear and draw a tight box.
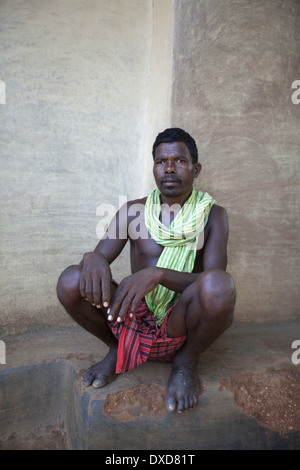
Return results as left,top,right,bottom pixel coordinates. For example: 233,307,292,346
194,162,202,178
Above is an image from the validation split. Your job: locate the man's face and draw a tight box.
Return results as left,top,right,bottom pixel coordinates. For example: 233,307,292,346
153,141,201,200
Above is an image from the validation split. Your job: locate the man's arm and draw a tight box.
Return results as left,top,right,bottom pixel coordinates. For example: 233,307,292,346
79,203,129,308
202,204,228,271
150,205,229,292
107,204,229,322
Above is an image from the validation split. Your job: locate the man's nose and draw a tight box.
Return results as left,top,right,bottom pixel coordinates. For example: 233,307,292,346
165,160,176,173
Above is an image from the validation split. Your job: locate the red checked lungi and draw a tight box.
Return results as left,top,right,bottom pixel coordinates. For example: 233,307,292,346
108,300,187,374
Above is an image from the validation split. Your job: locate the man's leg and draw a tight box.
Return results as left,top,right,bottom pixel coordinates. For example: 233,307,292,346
166,268,236,412
56,264,118,388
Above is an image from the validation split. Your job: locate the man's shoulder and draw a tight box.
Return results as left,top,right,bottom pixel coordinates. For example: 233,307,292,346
119,196,147,214
210,203,227,217
117,196,148,226
127,196,147,207
206,203,228,233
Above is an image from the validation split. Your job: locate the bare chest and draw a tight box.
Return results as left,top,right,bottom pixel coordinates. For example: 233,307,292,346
128,213,207,273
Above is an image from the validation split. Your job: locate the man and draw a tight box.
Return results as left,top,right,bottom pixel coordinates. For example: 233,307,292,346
57,128,236,413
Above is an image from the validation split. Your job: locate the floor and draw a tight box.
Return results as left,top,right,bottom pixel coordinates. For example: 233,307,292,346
0,318,299,450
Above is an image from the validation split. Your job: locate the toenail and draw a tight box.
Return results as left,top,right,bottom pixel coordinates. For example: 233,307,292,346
167,403,176,412
92,379,102,388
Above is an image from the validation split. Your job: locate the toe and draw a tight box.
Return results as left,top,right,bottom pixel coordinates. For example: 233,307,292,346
92,379,103,389
184,396,191,410
177,397,185,412
192,394,198,407
165,396,176,413
188,396,195,409
82,371,93,387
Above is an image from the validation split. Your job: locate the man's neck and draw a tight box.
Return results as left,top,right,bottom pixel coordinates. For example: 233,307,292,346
158,189,194,228
159,189,193,208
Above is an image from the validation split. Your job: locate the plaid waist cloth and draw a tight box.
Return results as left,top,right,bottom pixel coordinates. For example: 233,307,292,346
108,300,187,374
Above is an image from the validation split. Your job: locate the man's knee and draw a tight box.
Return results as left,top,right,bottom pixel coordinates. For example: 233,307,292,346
199,269,236,324
57,264,81,306
182,269,235,327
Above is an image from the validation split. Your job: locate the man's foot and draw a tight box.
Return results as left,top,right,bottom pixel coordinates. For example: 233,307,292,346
82,349,117,389
165,361,199,412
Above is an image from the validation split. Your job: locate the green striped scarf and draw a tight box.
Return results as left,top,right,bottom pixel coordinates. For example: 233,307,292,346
144,187,216,325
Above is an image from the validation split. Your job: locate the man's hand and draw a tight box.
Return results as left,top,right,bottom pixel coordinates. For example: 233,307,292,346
107,267,161,322
79,251,112,308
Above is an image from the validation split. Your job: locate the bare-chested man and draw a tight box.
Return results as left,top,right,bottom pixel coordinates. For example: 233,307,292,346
57,128,236,413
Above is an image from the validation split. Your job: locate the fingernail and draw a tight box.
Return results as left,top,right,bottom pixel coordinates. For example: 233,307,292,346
108,315,113,321
117,317,122,323
96,305,101,309
129,313,134,318
107,308,110,315
103,301,108,307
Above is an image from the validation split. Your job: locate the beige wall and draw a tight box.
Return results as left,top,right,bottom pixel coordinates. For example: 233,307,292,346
0,0,299,334
172,0,300,322
0,0,155,333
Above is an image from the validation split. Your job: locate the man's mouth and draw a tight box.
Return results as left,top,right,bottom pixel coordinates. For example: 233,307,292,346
161,177,181,185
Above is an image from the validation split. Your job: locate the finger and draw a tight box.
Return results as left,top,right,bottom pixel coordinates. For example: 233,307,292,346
92,277,102,308
128,294,142,318
109,289,134,323
89,277,97,306
107,281,128,321
106,290,120,321
101,275,112,309
84,277,94,304
79,274,86,299
116,297,132,323
106,287,115,316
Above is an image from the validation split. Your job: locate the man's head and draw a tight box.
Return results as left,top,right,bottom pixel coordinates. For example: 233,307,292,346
152,128,198,164
152,128,201,201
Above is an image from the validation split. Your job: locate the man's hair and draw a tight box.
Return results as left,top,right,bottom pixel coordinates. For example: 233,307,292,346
152,128,198,164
